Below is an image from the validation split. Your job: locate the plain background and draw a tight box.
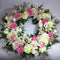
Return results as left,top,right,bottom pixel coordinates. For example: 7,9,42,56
0,0,60,60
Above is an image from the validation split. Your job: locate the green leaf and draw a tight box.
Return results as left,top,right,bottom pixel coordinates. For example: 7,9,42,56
38,4,43,9
1,16,7,23
32,18,39,24
35,30,39,36
54,34,58,38
16,18,27,26
44,9,50,14
52,39,60,44
16,53,26,60
0,24,4,27
42,52,48,56
55,20,60,24
3,42,17,53
46,43,51,49
1,28,5,31
29,34,34,37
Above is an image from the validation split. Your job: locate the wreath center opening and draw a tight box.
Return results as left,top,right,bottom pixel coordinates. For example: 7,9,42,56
23,18,37,36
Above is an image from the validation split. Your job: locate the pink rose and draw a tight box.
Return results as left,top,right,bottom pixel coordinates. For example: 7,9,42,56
32,36,37,41
14,13,21,19
51,36,54,40
16,44,23,53
42,18,48,25
48,32,53,37
27,9,33,17
10,35,15,40
9,23,17,29
42,43,45,48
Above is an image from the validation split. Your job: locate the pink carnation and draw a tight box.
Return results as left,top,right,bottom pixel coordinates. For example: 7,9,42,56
14,13,21,19
48,32,54,40
9,22,17,29
27,9,33,17
10,35,15,40
48,32,53,37
42,18,48,25
32,36,37,41
42,43,45,48
16,44,23,53
51,36,54,40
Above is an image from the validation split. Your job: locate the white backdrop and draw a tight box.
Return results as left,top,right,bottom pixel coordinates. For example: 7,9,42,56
0,0,60,60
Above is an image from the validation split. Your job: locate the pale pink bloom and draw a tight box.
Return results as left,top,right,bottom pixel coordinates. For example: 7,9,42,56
42,18,48,25
42,43,45,48
16,44,23,53
48,32,53,37
32,36,37,41
51,36,54,40
9,23,17,29
14,13,21,19
27,9,33,17
10,35,15,40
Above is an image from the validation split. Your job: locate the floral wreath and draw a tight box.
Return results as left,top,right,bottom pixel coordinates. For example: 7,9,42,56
0,4,60,58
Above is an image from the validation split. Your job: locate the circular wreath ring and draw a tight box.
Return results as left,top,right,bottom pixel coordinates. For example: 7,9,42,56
0,4,60,57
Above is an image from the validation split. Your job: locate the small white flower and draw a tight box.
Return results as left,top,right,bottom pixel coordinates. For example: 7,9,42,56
13,18,16,22
39,20,43,27
5,16,8,20
20,28,22,32
32,50,39,56
30,41,38,49
4,28,9,34
42,33,49,39
40,47,46,53
53,30,57,34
